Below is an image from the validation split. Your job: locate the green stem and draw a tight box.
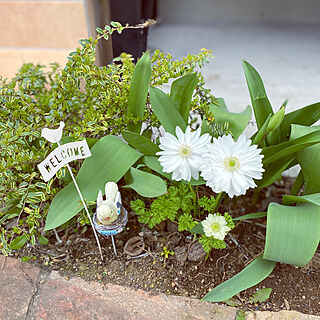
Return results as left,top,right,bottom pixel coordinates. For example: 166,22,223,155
212,192,225,213
188,182,198,217
252,188,261,205
291,170,304,195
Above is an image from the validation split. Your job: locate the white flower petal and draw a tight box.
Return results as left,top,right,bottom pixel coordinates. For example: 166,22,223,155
201,134,264,197
202,214,230,240
157,126,211,182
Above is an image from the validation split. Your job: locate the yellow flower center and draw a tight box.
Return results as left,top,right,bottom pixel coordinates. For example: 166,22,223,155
211,222,221,232
178,145,192,159
224,156,240,171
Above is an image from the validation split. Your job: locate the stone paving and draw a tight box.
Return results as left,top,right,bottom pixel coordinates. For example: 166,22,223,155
0,255,319,320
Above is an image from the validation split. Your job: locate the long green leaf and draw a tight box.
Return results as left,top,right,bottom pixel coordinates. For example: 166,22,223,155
122,131,160,156
264,202,320,266
143,156,205,186
202,256,276,302
257,157,294,188
290,125,320,194
127,52,151,133
290,169,304,196
210,99,252,139
282,193,320,207
124,167,167,197
201,119,211,135
243,61,274,130
252,114,271,146
233,212,267,221
280,102,320,142
149,87,186,134
143,155,172,180
170,73,199,123
45,136,141,230
262,129,320,165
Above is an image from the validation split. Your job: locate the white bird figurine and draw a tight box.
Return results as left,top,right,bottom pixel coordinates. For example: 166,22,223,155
96,182,121,226
41,121,65,143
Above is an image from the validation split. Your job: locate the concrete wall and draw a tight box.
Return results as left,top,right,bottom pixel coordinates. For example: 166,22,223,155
158,0,320,24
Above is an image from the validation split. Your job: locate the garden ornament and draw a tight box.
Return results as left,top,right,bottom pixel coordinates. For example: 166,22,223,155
96,182,119,225
38,121,104,260
41,121,65,143
93,182,128,256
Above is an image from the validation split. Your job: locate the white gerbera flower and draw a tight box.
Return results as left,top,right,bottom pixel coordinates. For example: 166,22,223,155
156,126,211,182
202,214,231,240
201,134,264,198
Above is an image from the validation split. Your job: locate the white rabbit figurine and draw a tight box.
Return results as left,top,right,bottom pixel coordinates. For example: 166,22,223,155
96,182,122,226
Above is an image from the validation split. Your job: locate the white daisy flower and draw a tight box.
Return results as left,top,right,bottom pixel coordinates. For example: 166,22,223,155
202,214,231,240
201,134,264,198
156,126,211,182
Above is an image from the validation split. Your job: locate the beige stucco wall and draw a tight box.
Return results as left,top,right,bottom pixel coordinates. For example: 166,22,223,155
0,0,89,79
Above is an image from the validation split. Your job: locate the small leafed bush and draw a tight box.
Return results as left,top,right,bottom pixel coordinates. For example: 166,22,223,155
0,23,214,253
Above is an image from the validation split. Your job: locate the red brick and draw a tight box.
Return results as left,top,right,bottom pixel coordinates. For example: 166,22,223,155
36,271,236,320
0,255,40,320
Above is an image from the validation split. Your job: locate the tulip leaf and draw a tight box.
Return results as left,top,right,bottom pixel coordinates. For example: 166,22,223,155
149,87,187,135
257,157,294,188
122,131,160,156
201,119,211,135
124,167,167,197
290,125,320,194
243,60,274,130
282,193,320,207
290,169,304,196
143,155,172,180
45,136,141,230
262,128,320,165
279,102,320,142
170,73,199,123
210,99,252,139
127,52,151,133
264,202,320,266
252,114,271,146
202,256,276,302
233,212,267,221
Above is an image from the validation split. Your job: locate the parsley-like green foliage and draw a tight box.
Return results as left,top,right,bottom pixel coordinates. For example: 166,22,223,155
198,235,227,252
178,212,197,232
130,183,196,230
224,212,235,230
0,21,215,253
131,196,179,229
198,195,216,213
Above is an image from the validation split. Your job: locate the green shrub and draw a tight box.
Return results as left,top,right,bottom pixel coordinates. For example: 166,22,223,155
0,25,214,253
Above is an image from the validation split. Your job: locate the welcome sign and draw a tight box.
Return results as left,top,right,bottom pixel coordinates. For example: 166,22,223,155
38,140,91,182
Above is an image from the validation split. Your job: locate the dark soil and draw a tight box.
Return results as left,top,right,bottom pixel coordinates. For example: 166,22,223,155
13,178,320,316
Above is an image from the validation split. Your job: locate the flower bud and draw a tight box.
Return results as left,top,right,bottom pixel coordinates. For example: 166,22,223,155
267,106,285,132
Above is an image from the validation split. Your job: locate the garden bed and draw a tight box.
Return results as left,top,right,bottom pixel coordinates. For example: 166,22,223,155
13,178,320,316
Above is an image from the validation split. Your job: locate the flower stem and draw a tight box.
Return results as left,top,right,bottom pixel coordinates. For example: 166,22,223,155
252,188,261,205
188,182,198,217
212,192,225,213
